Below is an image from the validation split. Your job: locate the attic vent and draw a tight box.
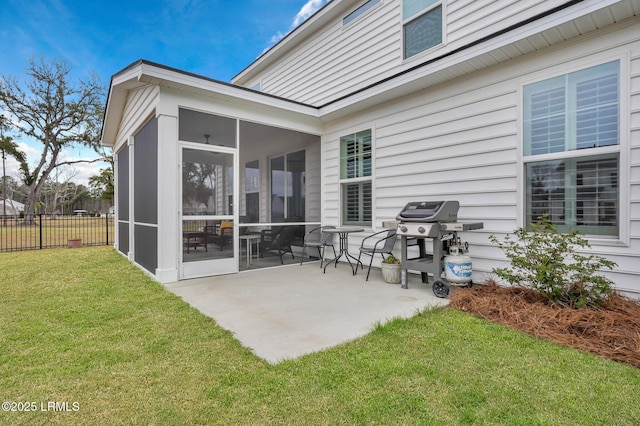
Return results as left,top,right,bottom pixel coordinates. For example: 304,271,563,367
343,0,380,26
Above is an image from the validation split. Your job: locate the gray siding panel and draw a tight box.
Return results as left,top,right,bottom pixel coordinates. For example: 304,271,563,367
117,145,130,256
117,146,129,221
118,222,129,256
134,117,158,225
134,224,157,274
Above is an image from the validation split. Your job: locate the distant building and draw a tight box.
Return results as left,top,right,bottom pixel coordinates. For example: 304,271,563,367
0,199,24,216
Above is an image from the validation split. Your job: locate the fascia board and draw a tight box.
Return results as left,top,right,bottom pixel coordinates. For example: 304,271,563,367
137,63,320,118
102,61,322,148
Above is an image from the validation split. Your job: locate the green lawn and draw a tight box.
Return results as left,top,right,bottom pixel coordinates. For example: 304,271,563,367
1,247,639,425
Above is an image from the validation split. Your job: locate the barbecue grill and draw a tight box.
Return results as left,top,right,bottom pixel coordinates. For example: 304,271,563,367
395,201,483,297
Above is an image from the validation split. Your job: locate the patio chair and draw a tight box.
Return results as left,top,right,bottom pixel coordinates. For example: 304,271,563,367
206,221,234,251
300,226,337,268
284,216,306,247
260,226,295,264
357,228,398,281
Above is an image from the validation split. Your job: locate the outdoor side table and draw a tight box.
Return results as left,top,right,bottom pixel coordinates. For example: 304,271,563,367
323,227,364,275
183,231,208,254
239,234,261,268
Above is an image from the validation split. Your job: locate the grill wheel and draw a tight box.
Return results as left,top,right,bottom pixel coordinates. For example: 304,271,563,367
433,280,450,298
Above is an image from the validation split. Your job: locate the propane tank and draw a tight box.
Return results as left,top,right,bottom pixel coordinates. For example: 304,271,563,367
444,245,473,284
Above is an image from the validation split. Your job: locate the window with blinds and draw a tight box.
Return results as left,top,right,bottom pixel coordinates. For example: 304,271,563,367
523,61,620,237
344,182,372,225
340,130,372,226
403,0,442,59
576,73,619,149
524,61,619,155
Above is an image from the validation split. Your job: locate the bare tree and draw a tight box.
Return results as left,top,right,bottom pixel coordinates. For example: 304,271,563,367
0,58,105,218
39,167,80,215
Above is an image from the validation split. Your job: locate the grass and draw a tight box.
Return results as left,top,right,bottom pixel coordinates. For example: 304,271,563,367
1,247,639,425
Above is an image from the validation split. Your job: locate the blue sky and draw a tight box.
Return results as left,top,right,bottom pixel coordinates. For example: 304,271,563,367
0,0,329,185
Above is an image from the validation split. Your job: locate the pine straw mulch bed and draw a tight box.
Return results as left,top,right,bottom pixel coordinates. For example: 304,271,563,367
449,283,640,368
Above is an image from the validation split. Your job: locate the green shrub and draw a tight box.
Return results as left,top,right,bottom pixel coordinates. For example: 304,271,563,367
489,216,616,308
383,254,401,264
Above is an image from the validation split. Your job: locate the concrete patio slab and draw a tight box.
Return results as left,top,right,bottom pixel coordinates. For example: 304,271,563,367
165,262,449,364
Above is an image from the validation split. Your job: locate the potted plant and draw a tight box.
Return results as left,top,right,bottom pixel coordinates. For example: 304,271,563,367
380,254,401,284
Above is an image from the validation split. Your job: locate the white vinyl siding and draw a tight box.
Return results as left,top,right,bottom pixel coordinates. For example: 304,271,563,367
115,85,159,151
235,0,579,106
344,0,381,26
252,2,400,106
321,22,640,295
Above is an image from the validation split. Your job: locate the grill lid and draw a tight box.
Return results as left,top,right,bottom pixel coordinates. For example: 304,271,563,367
396,201,459,222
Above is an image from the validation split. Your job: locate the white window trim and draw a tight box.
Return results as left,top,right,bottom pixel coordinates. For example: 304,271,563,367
338,128,375,229
518,54,630,246
401,0,445,63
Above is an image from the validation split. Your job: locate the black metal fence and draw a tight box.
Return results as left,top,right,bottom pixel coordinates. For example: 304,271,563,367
0,214,115,252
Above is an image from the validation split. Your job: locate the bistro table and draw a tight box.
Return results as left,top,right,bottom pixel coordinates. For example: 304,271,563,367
323,226,364,275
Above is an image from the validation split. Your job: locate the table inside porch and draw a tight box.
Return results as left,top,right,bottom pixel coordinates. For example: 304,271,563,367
239,233,261,268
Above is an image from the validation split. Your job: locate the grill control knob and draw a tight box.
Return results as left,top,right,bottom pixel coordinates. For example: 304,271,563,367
400,225,408,233
418,226,425,233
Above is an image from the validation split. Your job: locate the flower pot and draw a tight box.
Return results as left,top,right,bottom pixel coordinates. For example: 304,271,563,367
68,238,82,248
381,262,401,284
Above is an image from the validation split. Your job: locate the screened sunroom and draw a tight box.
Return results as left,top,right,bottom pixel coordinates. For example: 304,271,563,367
177,108,321,278
104,61,322,282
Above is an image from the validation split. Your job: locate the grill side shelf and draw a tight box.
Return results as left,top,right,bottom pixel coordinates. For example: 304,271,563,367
439,222,484,231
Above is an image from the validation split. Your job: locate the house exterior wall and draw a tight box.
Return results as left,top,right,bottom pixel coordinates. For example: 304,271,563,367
321,19,640,295
234,0,615,106
114,85,159,152
104,3,639,291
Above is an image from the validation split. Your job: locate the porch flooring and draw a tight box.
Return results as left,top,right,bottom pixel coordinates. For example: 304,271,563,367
165,261,449,364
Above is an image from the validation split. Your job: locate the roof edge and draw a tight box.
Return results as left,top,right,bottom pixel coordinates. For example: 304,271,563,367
231,0,340,84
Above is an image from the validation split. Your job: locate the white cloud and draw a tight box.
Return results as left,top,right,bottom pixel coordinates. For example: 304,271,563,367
56,150,108,187
269,31,287,45
16,142,40,158
2,156,22,180
292,0,328,28
265,0,329,49
1,142,105,187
